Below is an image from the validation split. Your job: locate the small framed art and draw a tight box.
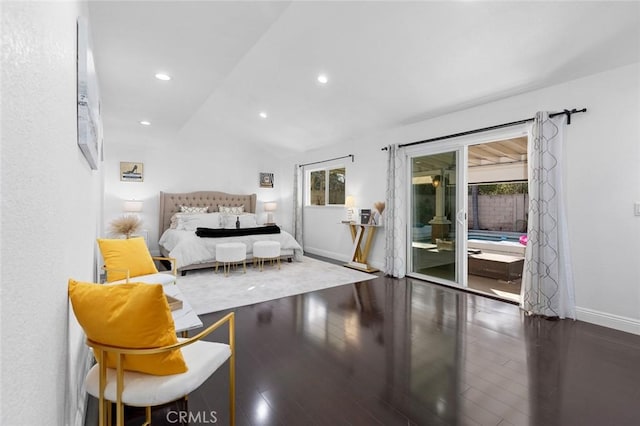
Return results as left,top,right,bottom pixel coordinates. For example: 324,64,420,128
77,17,103,170
260,172,274,188
360,209,371,224
120,162,143,182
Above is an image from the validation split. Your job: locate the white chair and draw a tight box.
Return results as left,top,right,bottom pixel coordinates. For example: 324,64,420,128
253,241,281,271
85,313,235,426
215,242,247,276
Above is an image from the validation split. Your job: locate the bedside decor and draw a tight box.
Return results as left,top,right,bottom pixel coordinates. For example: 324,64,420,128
260,172,274,188
123,199,143,215
108,215,142,239
264,202,277,225
120,161,143,182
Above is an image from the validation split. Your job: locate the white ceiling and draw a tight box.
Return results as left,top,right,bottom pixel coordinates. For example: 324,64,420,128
88,1,640,152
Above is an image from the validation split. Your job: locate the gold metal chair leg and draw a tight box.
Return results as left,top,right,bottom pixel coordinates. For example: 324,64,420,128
143,406,151,425
229,314,236,426
116,354,125,426
102,400,110,426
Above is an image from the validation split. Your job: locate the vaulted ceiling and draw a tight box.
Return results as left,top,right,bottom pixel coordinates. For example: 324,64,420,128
88,1,640,152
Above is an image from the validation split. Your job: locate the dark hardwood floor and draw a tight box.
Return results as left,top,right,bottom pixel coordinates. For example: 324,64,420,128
87,265,640,425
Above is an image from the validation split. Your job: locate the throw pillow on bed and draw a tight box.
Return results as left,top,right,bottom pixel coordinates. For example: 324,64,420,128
180,205,208,213
218,205,244,215
177,212,223,231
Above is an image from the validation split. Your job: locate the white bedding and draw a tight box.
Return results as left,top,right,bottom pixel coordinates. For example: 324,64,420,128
159,228,304,269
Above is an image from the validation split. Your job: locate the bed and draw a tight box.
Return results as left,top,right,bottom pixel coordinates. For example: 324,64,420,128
158,191,303,274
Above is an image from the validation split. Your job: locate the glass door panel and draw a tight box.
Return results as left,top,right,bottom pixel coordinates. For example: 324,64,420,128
410,151,460,284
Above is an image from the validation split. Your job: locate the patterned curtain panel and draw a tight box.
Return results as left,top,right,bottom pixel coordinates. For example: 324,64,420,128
521,112,576,319
292,164,304,247
384,144,407,278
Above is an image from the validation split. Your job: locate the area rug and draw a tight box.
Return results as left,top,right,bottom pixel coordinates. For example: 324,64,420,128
176,256,377,315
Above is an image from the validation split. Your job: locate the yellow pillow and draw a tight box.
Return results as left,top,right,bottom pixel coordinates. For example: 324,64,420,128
68,279,187,376
97,237,158,282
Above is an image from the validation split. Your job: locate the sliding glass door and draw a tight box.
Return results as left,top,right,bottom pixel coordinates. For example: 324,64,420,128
409,149,467,287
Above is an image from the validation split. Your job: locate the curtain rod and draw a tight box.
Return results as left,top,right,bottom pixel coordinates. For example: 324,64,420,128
381,108,587,151
298,154,354,168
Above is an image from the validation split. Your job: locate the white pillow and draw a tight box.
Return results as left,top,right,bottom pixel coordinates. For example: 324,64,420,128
176,213,222,231
180,205,209,213
170,212,196,229
218,205,244,215
222,214,258,229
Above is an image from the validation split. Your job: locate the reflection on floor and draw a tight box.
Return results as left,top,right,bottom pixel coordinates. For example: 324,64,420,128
468,274,521,303
87,270,640,425
415,265,522,304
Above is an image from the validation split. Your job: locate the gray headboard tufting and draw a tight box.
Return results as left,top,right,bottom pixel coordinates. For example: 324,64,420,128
158,191,257,238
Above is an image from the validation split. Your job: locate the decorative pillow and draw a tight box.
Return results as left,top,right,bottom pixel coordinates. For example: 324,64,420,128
223,213,258,229
180,205,209,214
178,212,222,231
97,237,158,282
218,205,244,215
68,279,187,376
169,212,185,229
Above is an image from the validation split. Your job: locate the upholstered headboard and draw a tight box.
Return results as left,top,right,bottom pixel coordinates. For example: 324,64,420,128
158,191,257,237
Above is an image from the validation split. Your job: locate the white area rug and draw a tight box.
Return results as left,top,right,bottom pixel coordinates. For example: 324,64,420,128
176,256,376,315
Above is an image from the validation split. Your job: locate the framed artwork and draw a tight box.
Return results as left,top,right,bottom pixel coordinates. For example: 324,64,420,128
120,162,144,182
76,17,103,170
260,172,274,188
360,209,371,224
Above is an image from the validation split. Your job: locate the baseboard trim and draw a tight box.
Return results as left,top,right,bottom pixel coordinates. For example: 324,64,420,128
303,247,384,272
576,307,640,335
303,247,349,263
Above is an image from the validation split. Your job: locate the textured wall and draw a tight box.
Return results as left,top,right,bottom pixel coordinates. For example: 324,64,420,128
1,2,100,424
468,194,529,232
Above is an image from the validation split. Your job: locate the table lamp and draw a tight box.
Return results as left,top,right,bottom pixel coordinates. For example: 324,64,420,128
264,202,277,225
345,196,357,222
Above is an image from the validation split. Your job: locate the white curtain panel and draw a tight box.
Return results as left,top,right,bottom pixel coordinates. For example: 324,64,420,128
384,144,407,278
292,164,304,247
521,112,576,319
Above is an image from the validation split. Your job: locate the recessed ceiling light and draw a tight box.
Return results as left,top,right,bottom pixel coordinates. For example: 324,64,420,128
259,112,268,119
139,120,151,126
317,73,329,84
155,73,171,81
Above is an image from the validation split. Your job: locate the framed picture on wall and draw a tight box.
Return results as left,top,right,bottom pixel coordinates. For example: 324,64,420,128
260,172,274,188
360,209,371,224
76,17,103,170
120,162,143,182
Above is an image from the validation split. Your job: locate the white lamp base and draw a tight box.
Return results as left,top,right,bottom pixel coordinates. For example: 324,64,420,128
266,212,275,225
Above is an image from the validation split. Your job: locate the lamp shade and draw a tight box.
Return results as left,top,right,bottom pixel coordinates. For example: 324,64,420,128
345,196,355,208
123,200,143,213
264,202,277,212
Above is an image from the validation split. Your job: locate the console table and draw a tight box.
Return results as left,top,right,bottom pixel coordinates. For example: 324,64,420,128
344,222,380,273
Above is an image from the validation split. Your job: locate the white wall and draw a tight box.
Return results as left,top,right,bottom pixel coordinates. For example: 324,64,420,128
103,130,284,255
1,2,101,424
284,63,640,334
277,145,388,268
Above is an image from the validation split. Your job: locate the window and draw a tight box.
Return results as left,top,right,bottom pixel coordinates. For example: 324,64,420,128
308,167,346,206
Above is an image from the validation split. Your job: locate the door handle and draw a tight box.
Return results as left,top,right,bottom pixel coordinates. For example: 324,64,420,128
456,210,467,225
